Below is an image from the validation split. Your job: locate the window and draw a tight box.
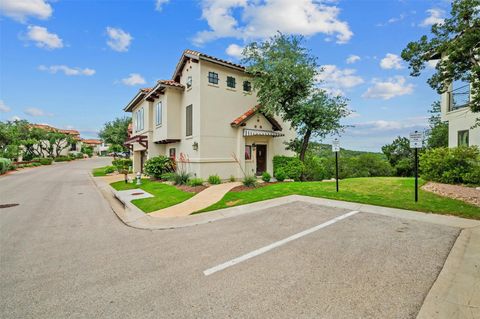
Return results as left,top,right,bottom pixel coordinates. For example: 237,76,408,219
70,143,77,151
156,102,162,126
208,72,219,85
245,145,252,160
449,79,470,111
458,130,469,146
243,80,251,92
227,76,236,88
169,148,176,160
186,104,193,137
136,107,144,132
186,76,192,89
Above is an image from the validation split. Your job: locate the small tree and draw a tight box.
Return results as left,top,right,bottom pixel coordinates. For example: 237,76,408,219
401,0,480,113
382,137,415,176
99,117,131,151
426,101,448,148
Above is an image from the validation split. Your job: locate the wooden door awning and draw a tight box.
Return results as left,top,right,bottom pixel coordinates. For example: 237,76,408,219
124,135,148,149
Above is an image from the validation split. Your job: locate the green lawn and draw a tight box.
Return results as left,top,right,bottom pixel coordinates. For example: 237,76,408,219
110,179,194,213
92,166,113,177
198,177,480,220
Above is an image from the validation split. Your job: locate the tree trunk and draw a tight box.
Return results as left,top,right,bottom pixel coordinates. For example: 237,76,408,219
299,129,311,162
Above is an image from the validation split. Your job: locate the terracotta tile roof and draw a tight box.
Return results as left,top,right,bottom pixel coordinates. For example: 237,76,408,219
231,105,282,131
183,49,244,70
58,129,80,135
30,124,80,136
82,139,102,145
158,80,185,88
140,87,152,93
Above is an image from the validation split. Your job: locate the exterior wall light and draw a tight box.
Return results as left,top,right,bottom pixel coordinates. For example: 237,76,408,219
192,141,199,151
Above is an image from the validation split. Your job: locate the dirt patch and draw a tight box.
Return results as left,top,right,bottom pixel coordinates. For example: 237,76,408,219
230,182,278,192
226,199,242,206
176,185,208,193
422,182,480,207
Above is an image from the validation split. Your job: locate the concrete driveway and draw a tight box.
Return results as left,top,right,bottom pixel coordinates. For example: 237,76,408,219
0,158,467,318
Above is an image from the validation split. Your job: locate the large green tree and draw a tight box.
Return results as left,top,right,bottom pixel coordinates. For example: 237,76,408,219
242,33,349,163
401,0,480,112
426,101,448,148
99,117,131,151
382,137,415,177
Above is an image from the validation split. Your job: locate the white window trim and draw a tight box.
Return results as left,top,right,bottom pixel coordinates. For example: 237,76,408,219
156,102,162,126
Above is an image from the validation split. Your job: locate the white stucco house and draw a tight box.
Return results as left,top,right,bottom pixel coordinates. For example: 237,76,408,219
123,49,296,179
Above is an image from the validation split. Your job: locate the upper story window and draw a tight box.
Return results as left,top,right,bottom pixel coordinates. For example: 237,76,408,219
156,102,162,126
135,107,144,132
458,130,469,146
243,80,251,92
449,79,470,112
186,104,193,137
186,76,192,89
208,72,219,85
227,76,236,88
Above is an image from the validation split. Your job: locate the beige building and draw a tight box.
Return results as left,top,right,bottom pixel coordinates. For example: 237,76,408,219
440,79,479,147
124,49,296,179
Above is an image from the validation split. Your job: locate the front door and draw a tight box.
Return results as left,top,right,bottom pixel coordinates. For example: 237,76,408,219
256,145,267,175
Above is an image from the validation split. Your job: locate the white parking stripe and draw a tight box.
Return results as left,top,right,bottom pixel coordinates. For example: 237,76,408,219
203,210,360,276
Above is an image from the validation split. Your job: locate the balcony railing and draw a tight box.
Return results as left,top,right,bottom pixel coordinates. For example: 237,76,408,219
448,84,470,112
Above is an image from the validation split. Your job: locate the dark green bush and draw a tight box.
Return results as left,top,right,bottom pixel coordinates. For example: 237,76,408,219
229,175,236,182
144,156,174,179
303,156,330,181
55,156,72,162
104,166,115,174
420,146,480,184
274,169,286,182
208,174,221,184
39,158,53,165
174,171,190,185
112,158,133,174
161,172,176,181
188,178,204,187
31,162,42,167
273,156,304,181
261,171,271,182
0,158,12,174
242,175,257,187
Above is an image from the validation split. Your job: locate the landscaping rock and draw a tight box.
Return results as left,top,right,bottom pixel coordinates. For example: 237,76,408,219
422,182,480,207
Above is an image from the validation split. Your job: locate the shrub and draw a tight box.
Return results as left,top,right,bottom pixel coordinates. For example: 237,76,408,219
188,178,204,187
144,156,174,179
55,156,71,162
104,166,115,174
0,158,12,174
161,172,176,181
174,171,190,185
112,158,133,173
208,174,221,185
273,156,304,181
229,175,236,182
75,152,84,159
31,162,42,167
39,158,53,165
274,169,286,182
262,171,271,182
242,175,257,187
303,156,330,181
420,146,480,184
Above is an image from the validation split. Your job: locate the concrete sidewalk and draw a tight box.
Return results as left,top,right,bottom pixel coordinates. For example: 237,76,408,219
149,181,241,217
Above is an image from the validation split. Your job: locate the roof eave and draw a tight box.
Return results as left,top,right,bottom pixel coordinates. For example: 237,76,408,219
124,91,146,112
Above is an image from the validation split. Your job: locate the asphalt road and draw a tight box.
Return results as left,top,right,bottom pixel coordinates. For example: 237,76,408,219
0,158,459,318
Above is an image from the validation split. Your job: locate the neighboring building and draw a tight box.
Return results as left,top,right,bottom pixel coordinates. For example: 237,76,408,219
82,139,109,155
30,124,82,157
123,49,296,179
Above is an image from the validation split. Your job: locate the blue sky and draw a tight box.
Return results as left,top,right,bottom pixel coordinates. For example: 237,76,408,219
0,0,450,151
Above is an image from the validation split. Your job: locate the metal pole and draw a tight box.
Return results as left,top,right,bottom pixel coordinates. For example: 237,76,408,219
414,147,418,202
335,151,339,192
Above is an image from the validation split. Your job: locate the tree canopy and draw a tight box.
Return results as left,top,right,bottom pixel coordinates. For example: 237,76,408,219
401,0,480,112
98,117,131,151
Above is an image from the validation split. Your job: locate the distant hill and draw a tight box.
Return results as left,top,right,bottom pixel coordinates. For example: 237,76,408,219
307,142,385,159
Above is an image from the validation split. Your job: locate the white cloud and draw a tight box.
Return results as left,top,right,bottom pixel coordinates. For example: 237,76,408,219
420,8,444,27
155,0,170,11
194,0,353,45
427,59,439,69
121,73,146,86
26,25,63,49
317,64,364,95
106,27,132,52
24,107,52,117
0,0,52,22
346,54,360,64
362,76,414,100
225,43,244,59
10,115,22,121
380,53,403,69
351,117,427,134
0,100,11,113
376,13,405,27
38,65,96,76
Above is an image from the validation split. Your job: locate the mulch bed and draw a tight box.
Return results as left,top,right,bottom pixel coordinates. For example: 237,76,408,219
230,182,278,192
176,185,208,194
422,182,480,207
